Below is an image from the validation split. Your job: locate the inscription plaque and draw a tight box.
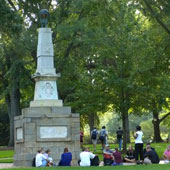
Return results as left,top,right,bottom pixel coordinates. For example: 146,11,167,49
16,127,23,140
40,126,67,138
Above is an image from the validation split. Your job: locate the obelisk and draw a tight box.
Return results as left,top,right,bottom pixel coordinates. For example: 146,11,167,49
14,9,80,167
30,9,62,107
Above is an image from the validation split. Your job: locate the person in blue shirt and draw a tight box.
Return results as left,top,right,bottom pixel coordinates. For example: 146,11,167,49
58,147,72,166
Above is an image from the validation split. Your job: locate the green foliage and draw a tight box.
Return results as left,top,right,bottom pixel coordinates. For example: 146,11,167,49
0,0,170,145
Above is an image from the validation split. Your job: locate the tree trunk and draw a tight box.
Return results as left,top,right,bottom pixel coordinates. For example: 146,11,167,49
88,114,95,144
125,115,130,143
152,111,163,142
8,85,21,146
122,112,129,153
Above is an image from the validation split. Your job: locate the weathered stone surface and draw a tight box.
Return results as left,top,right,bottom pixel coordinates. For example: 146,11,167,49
30,99,63,107
52,106,71,114
14,107,80,167
22,107,52,115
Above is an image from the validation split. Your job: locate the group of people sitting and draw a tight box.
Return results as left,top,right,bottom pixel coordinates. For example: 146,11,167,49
34,144,170,167
102,143,170,166
35,147,72,167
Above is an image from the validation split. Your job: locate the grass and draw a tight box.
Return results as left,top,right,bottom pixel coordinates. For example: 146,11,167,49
2,164,170,170
0,150,14,163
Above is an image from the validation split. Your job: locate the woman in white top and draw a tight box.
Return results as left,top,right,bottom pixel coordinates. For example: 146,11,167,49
133,126,144,163
36,149,47,167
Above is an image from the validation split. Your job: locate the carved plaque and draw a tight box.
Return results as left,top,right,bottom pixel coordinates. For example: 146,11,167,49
40,126,67,138
16,127,23,140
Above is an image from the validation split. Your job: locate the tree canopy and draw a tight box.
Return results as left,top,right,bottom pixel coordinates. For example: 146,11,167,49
0,0,170,148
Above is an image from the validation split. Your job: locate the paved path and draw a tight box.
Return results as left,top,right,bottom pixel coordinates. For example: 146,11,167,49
0,163,13,169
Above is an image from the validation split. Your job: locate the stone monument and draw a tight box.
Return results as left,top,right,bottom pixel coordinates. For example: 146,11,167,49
14,9,80,166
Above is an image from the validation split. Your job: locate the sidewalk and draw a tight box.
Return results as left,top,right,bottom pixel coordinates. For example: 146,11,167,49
0,163,13,169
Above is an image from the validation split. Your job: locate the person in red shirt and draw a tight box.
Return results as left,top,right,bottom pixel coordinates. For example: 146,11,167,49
103,145,114,165
112,148,123,166
80,131,84,148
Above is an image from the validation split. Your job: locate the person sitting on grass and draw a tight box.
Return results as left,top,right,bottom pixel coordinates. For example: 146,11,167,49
58,147,72,166
124,145,135,163
112,148,123,166
163,145,170,163
143,142,155,155
144,145,159,164
79,147,99,166
43,149,53,166
35,149,47,167
103,145,114,166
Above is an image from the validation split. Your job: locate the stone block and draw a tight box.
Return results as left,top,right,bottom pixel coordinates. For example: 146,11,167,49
14,115,22,121
30,100,63,107
25,135,36,142
22,107,52,115
14,120,22,128
22,118,32,123
24,123,36,135
72,113,80,118
51,106,71,114
20,147,33,153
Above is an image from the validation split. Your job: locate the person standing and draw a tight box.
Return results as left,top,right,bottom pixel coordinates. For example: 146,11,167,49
80,131,84,148
99,126,108,150
133,125,144,164
91,127,98,151
116,127,123,151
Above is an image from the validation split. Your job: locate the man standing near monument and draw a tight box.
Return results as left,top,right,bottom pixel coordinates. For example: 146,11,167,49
116,127,123,151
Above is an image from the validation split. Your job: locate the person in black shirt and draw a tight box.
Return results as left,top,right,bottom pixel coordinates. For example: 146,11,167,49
144,145,159,164
124,145,135,163
143,142,155,155
116,127,123,151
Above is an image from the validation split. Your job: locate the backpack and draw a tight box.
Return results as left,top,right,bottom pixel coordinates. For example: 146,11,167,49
32,157,36,167
117,130,123,138
91,156,99,166
91,130,97,140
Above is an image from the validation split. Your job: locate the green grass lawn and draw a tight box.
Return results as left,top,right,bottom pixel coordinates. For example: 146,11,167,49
2,164,170,170
0,150,14,163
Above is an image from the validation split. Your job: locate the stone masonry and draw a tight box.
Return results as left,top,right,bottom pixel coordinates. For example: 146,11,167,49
14,107,80,166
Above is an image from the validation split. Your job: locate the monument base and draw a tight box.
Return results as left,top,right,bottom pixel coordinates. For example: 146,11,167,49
30,99,63,107
14,106,80,166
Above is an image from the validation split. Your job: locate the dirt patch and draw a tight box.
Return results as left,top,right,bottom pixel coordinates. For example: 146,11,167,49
0,147,14,151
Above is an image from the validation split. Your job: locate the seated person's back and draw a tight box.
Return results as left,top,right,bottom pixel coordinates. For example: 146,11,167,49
113,148,123,164
58,147,72,166
80,148,95,166
36,149,47,167
103,145,113,165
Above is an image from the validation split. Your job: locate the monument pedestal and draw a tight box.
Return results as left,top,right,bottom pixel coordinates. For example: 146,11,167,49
14,106,80,166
